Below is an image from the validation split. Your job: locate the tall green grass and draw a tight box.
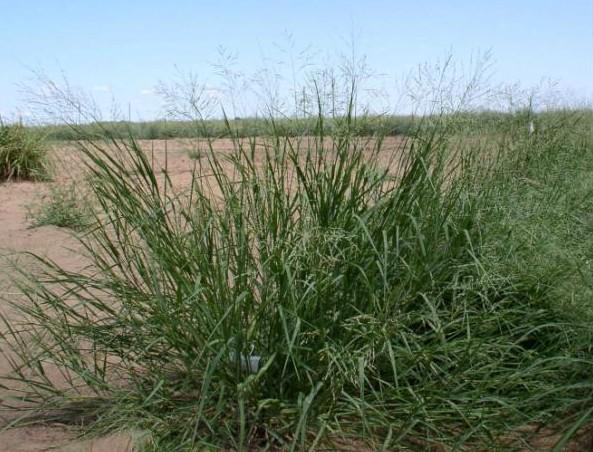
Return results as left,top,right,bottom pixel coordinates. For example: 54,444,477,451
0,120,49,181
2,99,593,450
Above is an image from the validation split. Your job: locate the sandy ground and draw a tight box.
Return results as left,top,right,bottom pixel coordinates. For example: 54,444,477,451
0,137,591,451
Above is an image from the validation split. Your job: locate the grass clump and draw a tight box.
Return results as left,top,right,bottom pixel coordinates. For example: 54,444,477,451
27,182,91,230
186,147,203,160
1,99,593,450
0,120,50,182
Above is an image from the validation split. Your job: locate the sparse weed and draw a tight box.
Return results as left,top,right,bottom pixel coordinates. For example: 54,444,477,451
28,182,91,230
186,147,203,160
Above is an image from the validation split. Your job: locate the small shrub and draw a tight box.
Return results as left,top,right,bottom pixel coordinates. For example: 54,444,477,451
0,121,50,181
28,182,91,230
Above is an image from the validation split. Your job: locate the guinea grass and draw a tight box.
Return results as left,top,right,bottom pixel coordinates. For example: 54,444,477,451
1,98,593,450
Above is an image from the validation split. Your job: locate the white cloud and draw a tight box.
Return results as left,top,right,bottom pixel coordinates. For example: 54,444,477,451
92,85,111,93
204,87,223,100
140,88,155,96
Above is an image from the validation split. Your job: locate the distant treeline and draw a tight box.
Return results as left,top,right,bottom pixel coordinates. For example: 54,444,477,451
32,116,414,141
29,109,593,141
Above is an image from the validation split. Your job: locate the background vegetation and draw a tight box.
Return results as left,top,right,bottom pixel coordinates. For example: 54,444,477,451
25,109,593,141
31,115,415,141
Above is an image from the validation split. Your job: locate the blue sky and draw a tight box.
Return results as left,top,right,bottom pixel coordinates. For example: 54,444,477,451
1,0,592,120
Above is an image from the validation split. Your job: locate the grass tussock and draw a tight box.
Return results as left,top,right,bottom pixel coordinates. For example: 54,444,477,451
2,101,593,450
0,120,50,182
